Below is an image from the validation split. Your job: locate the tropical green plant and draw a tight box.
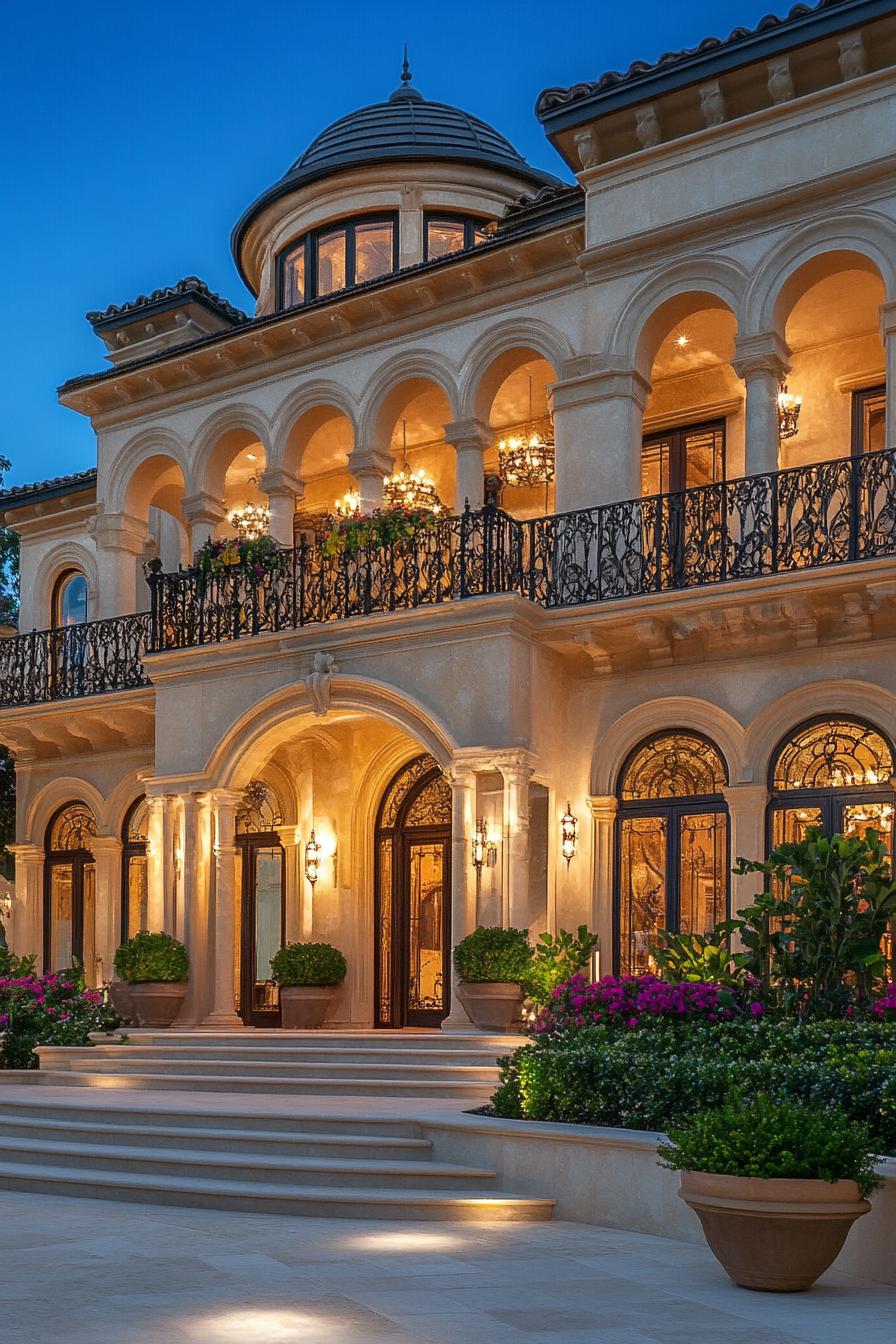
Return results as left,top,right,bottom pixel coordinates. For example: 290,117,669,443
453,926,532,984
114,931,189,984
649,928,741,985
658,1094,882,1200
526,926,599,1007
322,505,439,559
0,946,35,977
270,941,347,987
732,827,896,1016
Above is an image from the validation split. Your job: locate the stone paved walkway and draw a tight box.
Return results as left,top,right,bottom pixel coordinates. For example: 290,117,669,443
0,1191,892,1343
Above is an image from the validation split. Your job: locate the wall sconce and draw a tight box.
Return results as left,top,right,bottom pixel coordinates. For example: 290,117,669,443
778,380,802,440
560,802,578,868
305,830,321,888
471,818,498,872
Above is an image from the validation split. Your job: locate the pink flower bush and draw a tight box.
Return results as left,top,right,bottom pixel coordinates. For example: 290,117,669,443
532,972,743,1036
870,982,896,1020
0,972,118,1069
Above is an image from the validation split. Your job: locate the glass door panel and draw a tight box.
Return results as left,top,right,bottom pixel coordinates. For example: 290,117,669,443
619,816,666,974
254,848,283,1014
683,427,725,489
641,439,671,497
407,842,445,1016
842,801,895,849
49,864,74,971
125,854,148,939
679,813,727,935
82,862,97,985
772,806,824,847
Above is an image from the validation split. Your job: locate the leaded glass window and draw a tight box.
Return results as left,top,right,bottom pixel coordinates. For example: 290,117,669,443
45,802,97,981
122,797,149,941
49,803,97,851
236,779,284,835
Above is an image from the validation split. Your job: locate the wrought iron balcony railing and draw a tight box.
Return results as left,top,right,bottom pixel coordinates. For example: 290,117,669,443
1,449,894,706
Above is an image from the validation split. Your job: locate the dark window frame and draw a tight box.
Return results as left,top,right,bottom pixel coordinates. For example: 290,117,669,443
641,418,727,497
51,569,88,628
278,212,399,310
422,212,492,261
120,796,149,944
850,383,886,458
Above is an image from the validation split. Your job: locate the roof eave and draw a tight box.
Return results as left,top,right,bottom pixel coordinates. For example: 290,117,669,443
0,472,98,513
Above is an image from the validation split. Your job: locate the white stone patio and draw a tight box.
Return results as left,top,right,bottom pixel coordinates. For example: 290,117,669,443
0,1189,892,1344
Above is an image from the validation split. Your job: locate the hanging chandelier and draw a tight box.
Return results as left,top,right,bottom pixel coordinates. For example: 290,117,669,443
383,419,443,513
496,374,555,488
778,380,802,440
227,500,270,540
333,489,361,519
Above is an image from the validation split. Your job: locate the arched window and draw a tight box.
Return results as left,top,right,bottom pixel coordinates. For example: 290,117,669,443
121,797,149,941
45,802,97,979
768,718,894,850
279,214,399,309
616,732,729,974
52,571,88,627
235,779,285,1027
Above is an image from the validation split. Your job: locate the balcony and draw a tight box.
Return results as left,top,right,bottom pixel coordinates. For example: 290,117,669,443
1,449,895,708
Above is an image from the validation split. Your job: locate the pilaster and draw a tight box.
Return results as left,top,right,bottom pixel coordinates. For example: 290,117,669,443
551,359,650,510
440,763,477,1031
8,844,44,970
587,795,618,967
204,789,244,1026
90,836,123,987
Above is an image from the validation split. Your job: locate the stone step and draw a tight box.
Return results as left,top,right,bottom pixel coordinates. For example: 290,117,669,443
0,1135,493,1190
34,1069,495,1098
40,1053,499,1082
117,1031,520,1051
0,1161,554,1221
84,1045,505,1066
0,1112,433,1160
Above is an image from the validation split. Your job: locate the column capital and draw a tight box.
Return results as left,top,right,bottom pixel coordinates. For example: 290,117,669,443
181,492,226,526
348,445,393,477
722,783,770,807
210,788,245,809
90,835,123,857
9,843,44,862
587,794,618,823
552,360,651,412
259,466,302,498
276,824,302,848
451,746,538,777
878,298,896,340
444,418,493,451
92,510,148,555
732,332,791,381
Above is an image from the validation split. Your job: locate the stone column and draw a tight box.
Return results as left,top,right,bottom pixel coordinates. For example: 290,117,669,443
92,511,148,618
162,795,181,937
145,796,166,931
879,300,896,450
444,418,492,511
91,836,122,987
182,492,227,555
499,756,534,930
441,764,477,1031
8,844,43,970
277,825,303,943
588,795,618,973
204,789,243,1026
259,467,303,547
551,360,650,512
723,784,769,929
732,334,790,476
180,792,211,1024
348,447,392,513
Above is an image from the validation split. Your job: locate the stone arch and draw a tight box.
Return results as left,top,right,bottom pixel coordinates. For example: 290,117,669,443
188,403,272,499
26,777,107,847
745,681,896,789
459,318,575,422
270,381,359,472
204,676,458,792
592,696,746,796
358,353,461,449
106,428,190,519
33,542,100,629
611,258,748,380
745,212,896,336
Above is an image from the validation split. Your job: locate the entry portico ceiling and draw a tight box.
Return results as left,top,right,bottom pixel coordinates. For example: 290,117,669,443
538,0,896,170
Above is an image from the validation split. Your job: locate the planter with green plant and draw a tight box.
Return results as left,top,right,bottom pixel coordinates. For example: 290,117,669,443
659,1094,880,1291
270,942,347,1028
453,926,533,1031
113,931,189,1028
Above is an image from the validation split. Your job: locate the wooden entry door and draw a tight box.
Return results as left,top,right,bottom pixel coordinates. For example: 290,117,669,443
238,835,285,1027
374,757,452,1029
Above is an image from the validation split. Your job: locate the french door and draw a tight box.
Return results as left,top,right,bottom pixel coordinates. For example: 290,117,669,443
237,835,285,1027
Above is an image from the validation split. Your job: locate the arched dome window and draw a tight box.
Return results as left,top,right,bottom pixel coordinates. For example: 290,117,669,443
52,570,88,627
280,213,399,309
768,717,894,850
616,732,729,974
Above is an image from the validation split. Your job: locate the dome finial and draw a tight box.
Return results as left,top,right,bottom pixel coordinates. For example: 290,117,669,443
401,43,412,86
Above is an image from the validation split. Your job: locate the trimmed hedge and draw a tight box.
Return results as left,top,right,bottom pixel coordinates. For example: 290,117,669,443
114,931,189,984
492,1018,896,1154
270,942,346,987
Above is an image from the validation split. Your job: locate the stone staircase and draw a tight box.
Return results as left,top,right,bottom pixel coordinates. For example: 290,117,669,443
33,1030,513,1101
0,1032,550,1221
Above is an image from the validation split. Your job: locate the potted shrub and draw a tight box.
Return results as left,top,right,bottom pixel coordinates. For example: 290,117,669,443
270,942,347,1028
659,1094,880,1291
113,931,189,1028
453,926,532,1031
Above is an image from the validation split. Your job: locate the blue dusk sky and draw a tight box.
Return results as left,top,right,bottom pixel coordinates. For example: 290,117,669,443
1,0,776,488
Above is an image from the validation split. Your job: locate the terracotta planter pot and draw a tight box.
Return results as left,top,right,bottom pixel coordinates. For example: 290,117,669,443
279,984,337,1029
129,981,187,1028
679,1170,871,1292
457,981,524,1032
108,980,135,1025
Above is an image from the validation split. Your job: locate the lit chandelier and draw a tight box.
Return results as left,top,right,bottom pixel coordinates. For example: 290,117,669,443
383,420,443,513
333,489,361,519
778,380,802,440
496,374,555,489
227,501,270,540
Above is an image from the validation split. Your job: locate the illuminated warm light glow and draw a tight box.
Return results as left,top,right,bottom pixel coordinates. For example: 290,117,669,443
304,830,321,887
333,489,361,519
383,418,444,514
187,1309,323,1342
675,333,689,348
778,380,802,440
560,802,578,867
227,500,271,540
342,1229,467,1252
471,817,498,870
495,374,555,488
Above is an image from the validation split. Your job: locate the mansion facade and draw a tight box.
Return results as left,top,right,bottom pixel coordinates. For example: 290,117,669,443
2,0,896,1029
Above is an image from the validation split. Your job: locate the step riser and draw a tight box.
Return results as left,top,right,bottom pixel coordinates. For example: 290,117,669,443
48,1061,499,1081
0,1171,552,1221
78,1049,504,1066
0,1121,432,1161
35,1071,494,1098
0,1147,491,1191
0,1102,423,1139
123,1033,521,1050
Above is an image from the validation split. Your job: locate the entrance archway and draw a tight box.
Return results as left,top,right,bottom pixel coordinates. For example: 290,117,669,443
374,754,452,1028
44,802,97,980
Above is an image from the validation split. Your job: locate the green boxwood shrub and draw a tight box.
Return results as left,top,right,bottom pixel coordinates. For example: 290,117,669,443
453,926,532,984
270,942,346,987
659,1094,882,1200
493,1018,896,1154
114,931,189,984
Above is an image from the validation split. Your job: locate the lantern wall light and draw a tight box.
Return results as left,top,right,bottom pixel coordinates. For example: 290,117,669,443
471,818,498,872
304,830,322,888
778,380,802,440
560,802,578,868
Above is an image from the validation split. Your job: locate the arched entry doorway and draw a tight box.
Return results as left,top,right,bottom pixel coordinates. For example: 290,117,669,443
374,754,451,1028
44,802,97,980
235,780,286,1027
